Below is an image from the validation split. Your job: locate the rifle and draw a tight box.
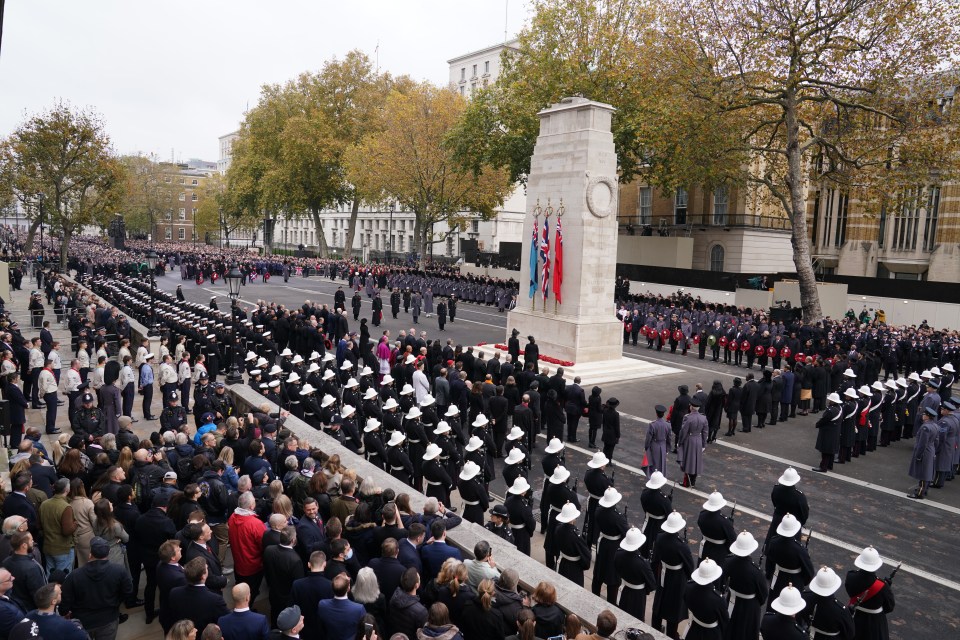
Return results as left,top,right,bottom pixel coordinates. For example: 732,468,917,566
728,500,737,523
884,563,902,585
623,505,629,523
669,481,675,500
804,530,813,550
683,527,689,545
610,468,616,486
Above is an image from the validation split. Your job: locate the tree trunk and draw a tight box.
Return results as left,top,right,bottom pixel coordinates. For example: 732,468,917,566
311,210,330,258
784,90,823,322
415,216,429,270
343,196,361,261
23,218,41,254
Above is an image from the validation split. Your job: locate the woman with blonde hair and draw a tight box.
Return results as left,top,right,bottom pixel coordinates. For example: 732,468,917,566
117,447,134,476
49,433,70,467
217,447,239,491
459,579,506,640
69,478,96,566
273,494,296,525
436,559,474,625
166,619,197,640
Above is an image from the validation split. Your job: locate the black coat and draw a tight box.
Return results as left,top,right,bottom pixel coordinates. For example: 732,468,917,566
601,408,620,444
290,573,334,640
157,562,187,633
263,545,305,608
167,584,229,633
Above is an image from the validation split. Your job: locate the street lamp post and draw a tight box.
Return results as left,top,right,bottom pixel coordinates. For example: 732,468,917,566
37,193,44,268
224,266,244,385
145,249,159,336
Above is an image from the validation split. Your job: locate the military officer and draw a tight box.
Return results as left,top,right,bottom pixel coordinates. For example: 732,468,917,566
696,491,736,565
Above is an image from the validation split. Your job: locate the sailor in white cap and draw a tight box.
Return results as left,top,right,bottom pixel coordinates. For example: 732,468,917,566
422,443,453,507
363,418,387,471
684,558,727,634
433,421,461,482
405,406,429,492
552,502,590,587
542,465,578,569
541,438,565,492
386,430,413,485
613,527,655,622
582,451,612,545
501,446,526,491
591,487,627,599
812,392,843,473
765,513,815,604
504,476,535,556
651,511,695,639
763,467,809,553
801,567,854,640
456,461,488,525
838,386,860,464
640,471,672,558
723,531,768,638
761,584,808,639
697,491,736,565
503,426,529,473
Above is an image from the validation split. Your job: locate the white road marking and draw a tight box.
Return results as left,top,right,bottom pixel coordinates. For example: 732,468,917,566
539,433,960,592
623,350,742,379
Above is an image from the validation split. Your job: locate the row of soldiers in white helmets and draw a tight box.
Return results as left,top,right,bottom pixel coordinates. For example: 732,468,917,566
810,365,959,499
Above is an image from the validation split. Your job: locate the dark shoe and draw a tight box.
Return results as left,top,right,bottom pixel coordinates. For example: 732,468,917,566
811,467,826,473
588,443,598,450
119,614,129,624
126,598,145,608
46,429,62,435
907,492,924,499
145,613,156,625
32,405,45,410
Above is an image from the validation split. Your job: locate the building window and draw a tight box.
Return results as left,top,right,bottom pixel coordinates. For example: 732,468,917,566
894,187,921,250
710,245,725,272
674,188,688,225
923,186,940,251
460,67,465,81
165,210,172,221
833,192,848,247
164,176,171,183
178,228,185,240
178,208,186,220
178,193,185,201
713,186,729,225
165,228,172,240
192,179,198,186
878,203,886,248
484,61,490,74
811,191,820,247
459,86,465,95
191,193,198,201
447,236,454,256
472,64,477,78
822,189,835,247
471,220,480,233
638,187,652,225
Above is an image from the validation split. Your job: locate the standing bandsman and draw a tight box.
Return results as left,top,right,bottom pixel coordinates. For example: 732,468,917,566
404,406,428,491
614,528,656,624
812,392,843,473
386,431,413,485
363,418,387,470
765,514,815,603
639,471,672,558
763,467,809,552
837,387,859,464
684,559,728,638
504,477,535,556
434,421,461,482
591,487,628,603
554,503,590,588
643,404,671,476
456,461,488,525
422,443,453,507
723,532,768,640
800,567,854,640
696,491,736,565
544,465,578,570
844,546,895,640
908,406,939,499
932,399,958,488
652,511,695,640
761,585,808,640
583,451,612,545
501,447,526,491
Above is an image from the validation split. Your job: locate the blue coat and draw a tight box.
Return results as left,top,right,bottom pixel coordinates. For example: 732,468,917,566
0,596,25,639
367,557,406,606
397,538,423,574
291,573,334,640
316,597,367,640
217,609,270,640
419,540,462,583
26,610,89,640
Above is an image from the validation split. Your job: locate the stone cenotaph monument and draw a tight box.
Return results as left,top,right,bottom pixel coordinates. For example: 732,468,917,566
500,97,678,384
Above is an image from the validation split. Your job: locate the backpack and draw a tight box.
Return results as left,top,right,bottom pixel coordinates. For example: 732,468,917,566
176,456,194,486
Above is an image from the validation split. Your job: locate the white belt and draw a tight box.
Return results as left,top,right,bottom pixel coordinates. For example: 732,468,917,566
699,535,726,557
660,562,682,588
621,580,646,590
598,532,622,541
641,512,665,532
559,552,580,562
463,499,480,505
589,493,604,500
810,627,840,637
690,613,718,629
549,505,562,513
426,479,443,486
772,564,801,587
855,606,883,615
727,588,755,616
509,523,527,530
368,451,380,457
390,466,406,472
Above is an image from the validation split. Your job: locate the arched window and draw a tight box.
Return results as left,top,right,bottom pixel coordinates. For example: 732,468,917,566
710,244,725,272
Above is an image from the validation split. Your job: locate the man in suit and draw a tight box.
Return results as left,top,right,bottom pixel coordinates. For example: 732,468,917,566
368,538,406,604
295,497,326,563
156,540,187,633
180,522,228,593
419,520,462,583
317,574,366,640
290,551,333,640
217,583,269,640
167,556,228,633
397,523,425,574
263,526,304,627
2,473,39,540
4,374,28,449
136,492,178,624
564,376,588,443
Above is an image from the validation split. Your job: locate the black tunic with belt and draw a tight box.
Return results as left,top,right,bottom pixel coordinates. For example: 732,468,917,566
722,555,769,640
683,581,728,640
651,532,695,626
554,522,590,587
614,548,655,623
505,494,535,556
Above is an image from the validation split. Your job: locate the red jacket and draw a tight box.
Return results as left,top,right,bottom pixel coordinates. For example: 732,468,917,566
228,511,265,575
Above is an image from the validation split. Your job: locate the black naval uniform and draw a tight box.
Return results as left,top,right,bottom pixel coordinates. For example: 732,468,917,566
640,486,671,558
387,444,414,485
505,493,535,556
683,581,728,639
722,554,769,640
696,508,736,565
763,483,809,551
760,612,807,640
844,568,895,640
583,467,612,545
553,521,591,587
800,588,855,640
457,476,489,525
544,480,578,570
765,535,815,607
652,529,695,639
591,503,628,602
614,546,656,623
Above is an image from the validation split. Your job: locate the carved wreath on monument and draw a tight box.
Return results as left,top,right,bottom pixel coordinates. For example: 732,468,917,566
584,172,617,218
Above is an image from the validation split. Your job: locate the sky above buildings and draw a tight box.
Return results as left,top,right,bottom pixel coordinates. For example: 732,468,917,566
0,0,531,162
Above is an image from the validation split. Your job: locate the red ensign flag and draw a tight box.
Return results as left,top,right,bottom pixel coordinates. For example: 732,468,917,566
553,216,563,304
